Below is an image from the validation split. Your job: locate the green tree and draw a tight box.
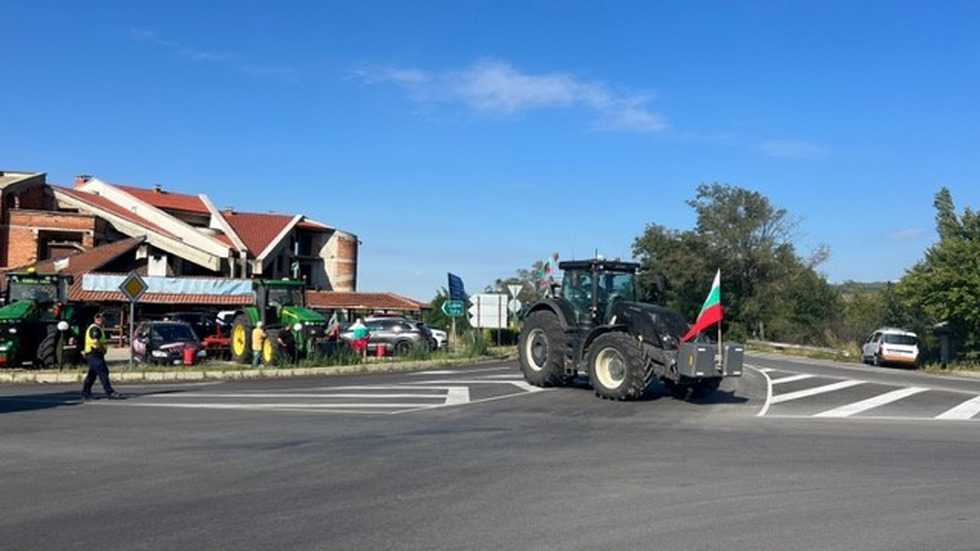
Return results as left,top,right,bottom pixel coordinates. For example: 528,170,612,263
633,183,839,344
900,187,980,359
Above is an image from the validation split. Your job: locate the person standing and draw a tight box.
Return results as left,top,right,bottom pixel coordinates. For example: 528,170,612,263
276,323,298,365
81,312,123,400
251,320,267,367
350,318,369,359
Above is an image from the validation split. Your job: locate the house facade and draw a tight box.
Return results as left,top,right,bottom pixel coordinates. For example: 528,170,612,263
0,172,358,291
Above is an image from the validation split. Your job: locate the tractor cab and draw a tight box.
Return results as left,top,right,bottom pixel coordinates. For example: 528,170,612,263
559,259,638,325
0,272,76,368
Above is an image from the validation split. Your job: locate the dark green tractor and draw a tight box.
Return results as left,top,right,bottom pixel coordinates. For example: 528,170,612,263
229,279,336,364
518,259,743,401
0,271,79,369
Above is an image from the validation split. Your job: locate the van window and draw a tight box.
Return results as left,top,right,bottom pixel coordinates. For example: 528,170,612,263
884,334,917,346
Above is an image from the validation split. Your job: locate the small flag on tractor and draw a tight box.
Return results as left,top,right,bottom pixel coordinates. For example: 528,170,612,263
680,269,723,343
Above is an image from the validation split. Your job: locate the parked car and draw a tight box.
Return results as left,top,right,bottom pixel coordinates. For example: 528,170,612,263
132,320,206,365
341,316,435,355
861,328,919,367
429,327,447,348
164,311,218,341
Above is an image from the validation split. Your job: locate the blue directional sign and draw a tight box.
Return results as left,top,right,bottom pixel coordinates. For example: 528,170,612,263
448,273,467,301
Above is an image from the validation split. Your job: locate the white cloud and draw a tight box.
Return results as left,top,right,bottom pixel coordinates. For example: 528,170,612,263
129,29,294,82
759,139,830,159
359,58,666,132
887,228,927,241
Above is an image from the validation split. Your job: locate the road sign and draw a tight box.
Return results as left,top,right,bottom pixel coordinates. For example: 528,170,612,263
468,293,507,329
119,271,148,303
507,284,523,298
442,299,465,317
448,273,467,301
508,299,522,314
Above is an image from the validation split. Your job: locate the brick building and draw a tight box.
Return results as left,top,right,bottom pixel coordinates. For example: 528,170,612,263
0,171,359,291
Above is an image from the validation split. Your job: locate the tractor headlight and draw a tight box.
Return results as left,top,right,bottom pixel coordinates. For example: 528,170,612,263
57,321,70,332
8,327,17,335
0,345,8,352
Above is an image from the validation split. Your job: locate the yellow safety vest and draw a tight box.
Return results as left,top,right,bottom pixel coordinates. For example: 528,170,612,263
84,324,106,354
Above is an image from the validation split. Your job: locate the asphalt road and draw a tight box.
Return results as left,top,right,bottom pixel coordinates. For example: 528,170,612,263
3,353,980,550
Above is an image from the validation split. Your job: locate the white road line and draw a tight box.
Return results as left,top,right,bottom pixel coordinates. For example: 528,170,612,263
142,392,446,399
813,387,929,418
757,367,777,373
745,364,773,417
770,374,814,385
404,379,545,392
935,395,980,420
409,367,512,375
444,387,470,406
125,402,437,410
770,380,865,404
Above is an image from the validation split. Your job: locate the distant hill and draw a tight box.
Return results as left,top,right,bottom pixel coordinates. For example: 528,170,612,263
834,280,893,300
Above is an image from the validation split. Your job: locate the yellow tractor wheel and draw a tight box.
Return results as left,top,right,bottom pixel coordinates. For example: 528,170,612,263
231,315,251,363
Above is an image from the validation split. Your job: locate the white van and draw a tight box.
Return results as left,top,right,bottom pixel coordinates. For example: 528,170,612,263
861,328,919,367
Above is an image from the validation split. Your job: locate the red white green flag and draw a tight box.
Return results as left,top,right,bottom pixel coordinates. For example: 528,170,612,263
680,269,722,343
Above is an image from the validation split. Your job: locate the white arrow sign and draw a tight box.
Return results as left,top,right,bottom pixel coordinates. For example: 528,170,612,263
468,293,508,329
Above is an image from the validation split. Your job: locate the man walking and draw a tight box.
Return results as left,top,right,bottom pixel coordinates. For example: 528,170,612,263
81,312,123,400
276,323,299,365
251,320,267,367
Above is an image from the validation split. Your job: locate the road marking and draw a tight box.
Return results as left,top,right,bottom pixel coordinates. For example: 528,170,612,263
745,364,773,417
410,367,512,376
404,379,545,393
770,380,865,404
770,374,814,385
935,395,980,420
142,392,446,399
813,387,929,418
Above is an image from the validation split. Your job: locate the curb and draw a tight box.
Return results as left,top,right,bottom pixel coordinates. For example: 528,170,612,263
0,355,517,385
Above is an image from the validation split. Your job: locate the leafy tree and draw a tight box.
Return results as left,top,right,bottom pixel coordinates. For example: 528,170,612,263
900,187,980,359
633,183,838,344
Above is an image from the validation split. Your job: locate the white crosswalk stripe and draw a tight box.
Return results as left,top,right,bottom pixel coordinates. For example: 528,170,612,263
771,374,814,385
813,387,929,418
935,395,980,420
770,380,865,404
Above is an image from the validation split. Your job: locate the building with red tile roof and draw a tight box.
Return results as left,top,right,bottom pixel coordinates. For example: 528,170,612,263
0,172,359,292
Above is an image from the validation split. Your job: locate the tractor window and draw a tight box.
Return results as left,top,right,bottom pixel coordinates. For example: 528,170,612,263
561,270,592,319
8,282,59,303
267,286,304,308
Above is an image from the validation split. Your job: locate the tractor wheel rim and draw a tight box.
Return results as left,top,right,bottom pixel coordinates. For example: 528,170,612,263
595,347,626,389
525,329,547,371
233,325,246,356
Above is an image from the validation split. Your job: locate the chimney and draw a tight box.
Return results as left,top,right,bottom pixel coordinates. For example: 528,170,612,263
224,206,235,214
152,184,163,193
74,175,92,188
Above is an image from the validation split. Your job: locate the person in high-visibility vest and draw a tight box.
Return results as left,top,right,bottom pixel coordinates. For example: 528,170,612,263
81,312,124,400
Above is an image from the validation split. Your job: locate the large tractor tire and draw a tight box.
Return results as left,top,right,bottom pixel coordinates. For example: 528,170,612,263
35,325,59,369
231,314,252,364
519,310,571,387
586,332,652,400
263,329,278,365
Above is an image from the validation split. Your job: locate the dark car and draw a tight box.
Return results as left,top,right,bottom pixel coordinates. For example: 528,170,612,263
132,321,206,365
341,316,435,355
164,311,219,341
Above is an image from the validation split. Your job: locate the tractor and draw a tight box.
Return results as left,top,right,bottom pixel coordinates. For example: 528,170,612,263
229,279,337,364
0,271,80,368
518,259,743,400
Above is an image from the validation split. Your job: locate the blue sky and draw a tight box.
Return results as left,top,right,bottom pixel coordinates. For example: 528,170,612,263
5,1,979,301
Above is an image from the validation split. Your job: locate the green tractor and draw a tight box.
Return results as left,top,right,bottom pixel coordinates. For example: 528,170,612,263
0,271,80,369
518,259,743,401
229,279,335,364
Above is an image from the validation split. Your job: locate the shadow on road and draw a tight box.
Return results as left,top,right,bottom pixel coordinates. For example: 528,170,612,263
0,388,191,415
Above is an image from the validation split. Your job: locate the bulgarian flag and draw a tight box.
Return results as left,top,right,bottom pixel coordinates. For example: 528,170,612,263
680,269,723,343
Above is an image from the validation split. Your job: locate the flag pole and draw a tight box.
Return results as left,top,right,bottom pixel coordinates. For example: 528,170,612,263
717,322,723,371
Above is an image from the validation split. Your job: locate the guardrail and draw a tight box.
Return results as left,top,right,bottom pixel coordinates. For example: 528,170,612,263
747,340,852,358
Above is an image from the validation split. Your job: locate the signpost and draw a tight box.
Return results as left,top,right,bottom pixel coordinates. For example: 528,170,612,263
118,272,147,369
